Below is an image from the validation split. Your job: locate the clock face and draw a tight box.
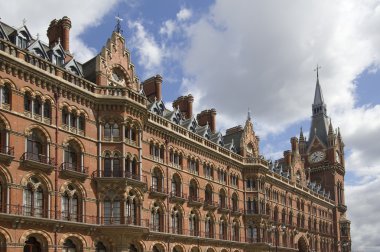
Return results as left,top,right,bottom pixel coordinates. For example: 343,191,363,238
308,151,326,163
335,150,340,164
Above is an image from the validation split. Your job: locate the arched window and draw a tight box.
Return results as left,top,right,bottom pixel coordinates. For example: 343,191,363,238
24,92,32,112
44,100,51,120
297,213,301,227
26,130,47,162
205,184,213,203
189,179,198,200
205,213,214,238
171,174,182,197
152,168,164,192
232,193,238,212
232,220,239,241
125,156,139,178
104,196,120,224
104,153,112,177
104,123,120,141
34,97,42,115
62,107,69,125
1,85,10,106
189,210,199,236
219,217,228,240
219,189,227,209
24,237,41,252
282,209,286,224
289,211,293,226
188,158,198,175
171,207,182,234
24,177,45,217
247,226,258,243
95,242,106,252
64,141,80,171
103,153,121,177
125,124,137,142
273,206,279,222
126,192,139,225
151,203,163,232
70,111,77,128
78,114,85,132
61,184,79,222
62,239,76,252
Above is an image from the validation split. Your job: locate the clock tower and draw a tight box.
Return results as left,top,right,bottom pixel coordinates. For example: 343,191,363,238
301,71,351,251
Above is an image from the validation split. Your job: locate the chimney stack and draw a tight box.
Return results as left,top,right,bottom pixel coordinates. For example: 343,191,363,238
197,109,217,133
290,137,299,154
142,75,163,101
172,94,194,119
47,16,72,51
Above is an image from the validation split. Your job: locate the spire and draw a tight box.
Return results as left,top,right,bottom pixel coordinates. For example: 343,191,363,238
328,118,334,135
313,65,324,106
247,108,251,121
299,127,305,141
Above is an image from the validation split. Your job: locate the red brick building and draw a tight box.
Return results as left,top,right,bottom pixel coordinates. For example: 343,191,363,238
0,17,351,252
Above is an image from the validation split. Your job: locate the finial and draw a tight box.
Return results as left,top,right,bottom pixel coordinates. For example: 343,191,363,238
328,118,334,135
314,64,322,80
314,127,317,134
58,37,61,44
247,108,251,121
22,18,27,26
299,127,304,141
36,33,40,40
115,14,123,34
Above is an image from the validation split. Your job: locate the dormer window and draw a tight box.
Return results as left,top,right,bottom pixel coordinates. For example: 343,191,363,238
17,31,29,49
53,50,64,66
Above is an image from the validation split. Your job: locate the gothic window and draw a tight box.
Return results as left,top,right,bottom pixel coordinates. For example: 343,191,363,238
23,177,45,217
104,123,119,141
204,164,213,179
78,114,85,131
152,167,163,192
232,220,239,241
125,124,137,142
24,93,32,112
205,184,213,203
205,213,214,238
189,210,199,236
171,174,182,197
44,100,51,119
125,156,138,178
151,203,163,232
219,217,228,240
126,192,139,225
26,130,47,163
103,196,120,224
61,184,79,222
103,153,121,177
64,141,80,171
273,206,279,223
282,209,286,224
171,207,182,234
189,179,198,200
2,85,10,105
247,226,258,243
219,189,227,209
188,158,199,174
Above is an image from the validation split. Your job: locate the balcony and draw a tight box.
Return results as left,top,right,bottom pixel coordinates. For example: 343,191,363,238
0,146,14,164
21,152,55,171
231,208,243,216
169,191,187,203
101,217,149,228
218,204,230,214
188,195,203,207
92,170,124,181
149,186,168,198
125,171,147,187
59,162,89,180
203,200,218,210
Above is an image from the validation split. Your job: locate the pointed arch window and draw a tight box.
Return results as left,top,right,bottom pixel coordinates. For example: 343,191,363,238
104,197,120,224
61,185,79,222
189,211,199,236
95,242,106,252
205,214,214,238
247,226,258,243
151,203,163,232
219,218,228,240
1,84,11,106
171,207,182,234
23,177,45,217
232,220,240,241
104,123,120,141
126,192,139,225
24,237,41,252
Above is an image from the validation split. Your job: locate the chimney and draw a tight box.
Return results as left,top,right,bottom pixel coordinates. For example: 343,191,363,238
47,16,72,51
290,137,299,154
142,75,163,101
172,94,194,119
197,109,217,133
284,150,292,166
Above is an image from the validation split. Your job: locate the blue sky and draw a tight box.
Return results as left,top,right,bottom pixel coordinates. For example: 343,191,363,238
2,0,380,251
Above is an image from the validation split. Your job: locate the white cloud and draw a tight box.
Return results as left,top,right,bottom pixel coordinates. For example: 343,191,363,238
159,20,177,38
127,20,163,77
177,8,192,21
0,0,120,62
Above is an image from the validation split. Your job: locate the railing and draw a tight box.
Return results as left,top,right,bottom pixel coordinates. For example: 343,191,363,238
0,146,14,156
21,152,55,165
101,217,149,227
170,191,187,199
92,170,147,184
149,223,165,233
8,204,47,218
188,195,203,203
150,186,167,194
59,162,89,175
245,209,259,215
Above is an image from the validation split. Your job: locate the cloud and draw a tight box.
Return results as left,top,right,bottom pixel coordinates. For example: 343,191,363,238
0,0,120,62
177,8,192,21
159,20,176,38
127,20,163,77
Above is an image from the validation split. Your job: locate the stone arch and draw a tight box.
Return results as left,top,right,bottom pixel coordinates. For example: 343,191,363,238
0,165,13,184
0,113,10,131
172,244,185,252
0,78,17,90
59,233,87,248
206,248,215,252
189,246,201,252
24,125,52,143
0,227,12,244
20,229,53,246
93,235,115,250
126,186,144,202
151,242,166,252
296,235,308,252
59,180,87,199
20,172,53,192
63,136,85,153
151,165,166,178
